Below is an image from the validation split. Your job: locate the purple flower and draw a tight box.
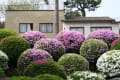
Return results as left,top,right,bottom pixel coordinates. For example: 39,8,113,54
56,31,85,53
17,49,53,72
34,38,65,61
87,30,119,48
20,31,47,47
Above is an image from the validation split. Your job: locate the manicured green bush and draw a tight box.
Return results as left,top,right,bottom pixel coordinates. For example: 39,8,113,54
0,68,6,79
34,38,65,61
68,71,105,80
111,38,120,50
97,50,120,79
34,74,65,80
7,76,32,80
58,53,89,74
17,49,53,73
0,36,30,67
80,39,108,71
0,50,9,70
23,60,67,79
0,29,17,40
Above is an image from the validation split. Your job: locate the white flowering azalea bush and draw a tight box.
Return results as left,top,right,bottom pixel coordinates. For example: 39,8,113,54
0,50,9,70
97,50,120,78
67,71,105,80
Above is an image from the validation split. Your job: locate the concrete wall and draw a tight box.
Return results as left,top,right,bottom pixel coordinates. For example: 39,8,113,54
63,22,119,37
5,10,64,38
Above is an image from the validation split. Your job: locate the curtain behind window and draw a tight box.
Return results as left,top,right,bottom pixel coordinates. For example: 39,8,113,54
20,24,26,32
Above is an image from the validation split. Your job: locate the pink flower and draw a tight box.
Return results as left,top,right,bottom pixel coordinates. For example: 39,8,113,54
1,40,5,43
17,40,21,42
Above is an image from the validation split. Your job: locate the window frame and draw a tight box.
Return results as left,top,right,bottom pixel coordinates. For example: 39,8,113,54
70,27,84,34
90,26,112,32
39,23,53,33
19,23,33,33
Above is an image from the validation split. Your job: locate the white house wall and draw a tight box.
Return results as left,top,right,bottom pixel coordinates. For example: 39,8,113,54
63,22,119,37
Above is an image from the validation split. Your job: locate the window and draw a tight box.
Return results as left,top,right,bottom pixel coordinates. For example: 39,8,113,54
91,27,112,32
39,23,53,33
19,23,33,33
70,27,84,34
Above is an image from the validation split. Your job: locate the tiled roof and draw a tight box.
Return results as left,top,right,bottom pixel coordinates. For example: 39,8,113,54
62,17,115,22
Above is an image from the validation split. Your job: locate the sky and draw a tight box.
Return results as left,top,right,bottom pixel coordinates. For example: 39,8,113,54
0,0,120,21
87,0,120,21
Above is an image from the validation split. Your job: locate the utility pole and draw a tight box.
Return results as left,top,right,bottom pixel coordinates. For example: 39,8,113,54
55,0,59,35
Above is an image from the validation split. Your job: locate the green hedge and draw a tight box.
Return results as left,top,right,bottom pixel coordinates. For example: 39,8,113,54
23,60,67,79
34,74,65,80
58,53,89,74
0,36,30,67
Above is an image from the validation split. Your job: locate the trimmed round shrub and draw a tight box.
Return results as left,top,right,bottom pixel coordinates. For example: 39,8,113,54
97,50,120,78
17,49,53,73
34,38,65,61
58,53,89,74
23,60,67,79
21,31,47,47
56,31,85,53
34,74,65,80
8,76,32,80
0,68,6,79
0,29,17,40
0,36,30,67
80,39,108,71
0,51,9,70
111,38,120,50
68,71,105,80
87,30,119,48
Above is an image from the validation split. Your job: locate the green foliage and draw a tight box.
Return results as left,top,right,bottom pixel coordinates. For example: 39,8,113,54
80,39,108,62
34,74,65,80
64,0,101,17
68,71,105,80
23,60,67,79
58,53,89,74
8,76,32,80
0,29,17,40
80,39,108,71
0,36,30,67
0,68,6,79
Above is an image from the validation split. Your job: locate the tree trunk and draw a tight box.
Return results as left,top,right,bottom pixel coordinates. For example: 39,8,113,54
55,0,59,36
81,8,86,17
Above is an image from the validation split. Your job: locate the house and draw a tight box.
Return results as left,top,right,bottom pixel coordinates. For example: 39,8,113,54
5,0,120,38
62,17,119,37
5,10,64,38
5,0,64,38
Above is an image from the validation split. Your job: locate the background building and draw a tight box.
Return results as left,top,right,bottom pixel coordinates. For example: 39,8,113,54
63,17,119,37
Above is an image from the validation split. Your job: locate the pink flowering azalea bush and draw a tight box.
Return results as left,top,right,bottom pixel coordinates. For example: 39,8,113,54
58,53,89,74
0,36,30,67
80,39,108,71
17,49,53,73
34,38,65,61
56,31,85,53
87,30,119,48
23,60,67,79
21,31,47,47
111,38,120,50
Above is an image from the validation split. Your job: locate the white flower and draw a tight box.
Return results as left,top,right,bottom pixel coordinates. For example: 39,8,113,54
97,50,120,77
